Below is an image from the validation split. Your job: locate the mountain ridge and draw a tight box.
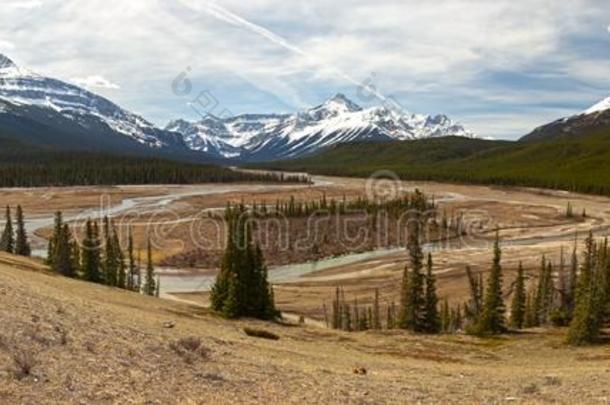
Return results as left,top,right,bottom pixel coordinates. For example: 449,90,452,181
0,53,222,163
167,93,475,161
521,95,610,142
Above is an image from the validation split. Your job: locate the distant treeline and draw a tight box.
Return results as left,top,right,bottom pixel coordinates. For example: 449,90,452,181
0,150,310,187
256,133,610,197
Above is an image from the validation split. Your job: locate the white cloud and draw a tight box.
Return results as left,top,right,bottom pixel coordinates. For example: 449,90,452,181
7,0,43,9
71,75,120,90
0,39,15,51
0,0,608,136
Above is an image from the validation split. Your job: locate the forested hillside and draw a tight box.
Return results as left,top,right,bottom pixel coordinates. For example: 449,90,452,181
258,132,610,195
0,137,307,187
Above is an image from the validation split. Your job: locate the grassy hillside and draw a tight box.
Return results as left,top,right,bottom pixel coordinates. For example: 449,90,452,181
1,253,610,403
258,131,610,195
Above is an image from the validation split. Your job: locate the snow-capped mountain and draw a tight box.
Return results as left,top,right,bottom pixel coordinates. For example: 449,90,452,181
0,53,207,160
583,96,610,115
522,95,610,142
167,93,475,161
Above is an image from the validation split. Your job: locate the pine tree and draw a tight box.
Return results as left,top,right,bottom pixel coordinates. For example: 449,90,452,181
0,206,13,253
567,232,607,345
143,238,156,296
474,231,506,335
464,266,483,325
524,290,537,328
509,262,526,329
81,219,102,283
47,211,63,265
126,228,137,291
398,220,425,332
535,257,554,325
54,224,76,277
210,205,277,319
423,253,440,333
372,289,381,330
14,205,30,257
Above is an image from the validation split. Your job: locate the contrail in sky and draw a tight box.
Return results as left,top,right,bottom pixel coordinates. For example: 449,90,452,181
182,0,388,102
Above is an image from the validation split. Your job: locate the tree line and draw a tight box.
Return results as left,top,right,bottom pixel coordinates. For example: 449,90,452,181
326,224,610,346
46,212,160,296
1,206,160,297
0,205,31,257
0,151,310,187
244,189,435,219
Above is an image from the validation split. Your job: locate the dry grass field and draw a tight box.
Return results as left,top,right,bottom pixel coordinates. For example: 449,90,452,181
2,176,610,403
1,253,610,404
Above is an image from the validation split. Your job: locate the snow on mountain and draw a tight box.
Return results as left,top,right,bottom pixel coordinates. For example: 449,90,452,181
169,93,475,161
583,96,610,115
0,53,186,152
522,95,610,142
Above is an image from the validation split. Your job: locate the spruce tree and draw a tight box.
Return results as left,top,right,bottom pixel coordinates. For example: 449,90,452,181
398,220,425,332
126,228,137,291
423,253,440,333
474,231,506,335
509,262,526,329
464,265,483,324
567,233,607,345
54,224,76,278
47,211,63,265
14,205,30,257
210,204,277,319
143,239,156,296
372,289,381,330
0,205,13,253
81,219,102,283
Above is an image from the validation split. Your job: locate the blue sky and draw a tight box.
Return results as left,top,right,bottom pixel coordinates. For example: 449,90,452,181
1,0,609,139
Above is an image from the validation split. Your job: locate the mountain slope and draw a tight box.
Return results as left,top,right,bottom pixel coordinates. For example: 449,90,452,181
521,95,610,142
168,93,475,161
258,131,610,196
0,54,218,162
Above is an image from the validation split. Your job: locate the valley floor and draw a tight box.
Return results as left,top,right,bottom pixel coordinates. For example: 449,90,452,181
1,254,610,404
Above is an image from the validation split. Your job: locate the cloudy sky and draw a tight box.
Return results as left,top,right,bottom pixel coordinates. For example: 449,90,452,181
1,0,609,139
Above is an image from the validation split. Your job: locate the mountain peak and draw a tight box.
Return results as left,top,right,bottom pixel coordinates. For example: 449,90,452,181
325,93,361,111
307,93,362,120
0,54,17,70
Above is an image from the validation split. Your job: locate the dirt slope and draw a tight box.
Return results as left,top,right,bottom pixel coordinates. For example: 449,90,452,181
0,254,609,404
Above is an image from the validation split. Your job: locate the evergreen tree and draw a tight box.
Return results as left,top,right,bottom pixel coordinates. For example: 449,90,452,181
509,262,526,329
474,231,506,335
567,233,607,345
0,206,13,253
210,205,277,319
524,290,537,328
14,205,30,256
534,257,554,325
70,238,81,277
398,220,425,332
126,228,137,291
47,211,63,265
423,253,440,333
464,265,483,325
372,289,381,330
143,238,156,296
81,220,102,283
54,224,76,278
